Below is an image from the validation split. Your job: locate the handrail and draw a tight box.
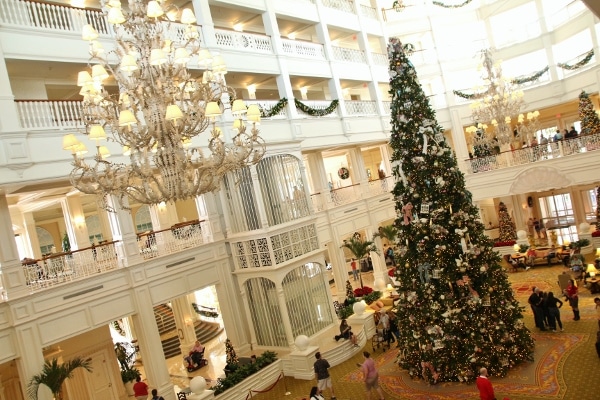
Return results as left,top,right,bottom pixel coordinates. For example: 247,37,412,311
25,239,120,263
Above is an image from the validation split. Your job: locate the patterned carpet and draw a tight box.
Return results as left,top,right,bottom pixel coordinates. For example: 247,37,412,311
250,262,600,400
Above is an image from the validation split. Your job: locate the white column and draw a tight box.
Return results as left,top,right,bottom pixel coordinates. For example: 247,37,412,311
276,284,295,347
15,324,51,400
195,192,224,242
449,109,471,172
0,193,28,299
106,196,144,267
63,194,91,250
238,284,258,349
328,241,350,302
0,40,20,133
131,287,175,400
171,297,198,354
348,147,369,188
191,0,217,48
21,212,41,259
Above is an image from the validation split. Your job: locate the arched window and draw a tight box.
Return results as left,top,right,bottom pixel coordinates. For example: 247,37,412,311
36,227,55,255
85,214,104,244
223,167,260,233
244,277,286,347
134,205,153,233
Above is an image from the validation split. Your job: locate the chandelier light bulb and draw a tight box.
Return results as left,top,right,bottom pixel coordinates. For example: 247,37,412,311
77,71,92,87
146,1,164,18
91,65,109,82
89,125,107,141
118,110,137,127
90,40,104,56
150,49,167,66
174,48,191,65
205,102,222,118
185,25,199,39
247,104,261,117
119,93,131,107
197,49,213,66
120,54,138,72
82,24,98,41
122,146,131,156
180,9,197,24
107,7,125,24
98,146,111,159
62,134,80,151
107,0,121,8
165,105,184,122
212,55,227,73
231,99,247,115
74,142,88,156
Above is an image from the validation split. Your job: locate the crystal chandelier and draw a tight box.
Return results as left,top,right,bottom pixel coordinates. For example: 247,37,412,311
62,0,265,210
467,49,538,147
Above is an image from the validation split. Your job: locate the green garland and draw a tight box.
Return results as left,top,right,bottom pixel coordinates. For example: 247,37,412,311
433,0,474,8
192,303,219,319
452,89,487,100
294,98,339,116
558,49,594,71
511,66,549,85
259,98,288,118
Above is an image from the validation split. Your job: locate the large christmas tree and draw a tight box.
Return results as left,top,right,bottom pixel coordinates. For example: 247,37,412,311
578,91,600,136
497,202,516,242
387,38,533,383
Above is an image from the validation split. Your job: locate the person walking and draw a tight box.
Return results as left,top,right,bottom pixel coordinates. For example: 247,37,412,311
133,376,149,400
528,287,546,330
313,352,336,400
594,297,600,329
545,291,563,332
150,389,164,400
476,367,496,400
359,351,385,400
565,279,580,320
350,258,358,281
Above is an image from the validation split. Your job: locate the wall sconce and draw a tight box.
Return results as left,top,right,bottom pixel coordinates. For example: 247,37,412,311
158,201,167,212
287,32,296,40
595,248,600,258
586,263,598,277
386,284,393,292
247,84,256,99
184,317,193,326
300,86,308,100
233,23,243,32
74,216,85,229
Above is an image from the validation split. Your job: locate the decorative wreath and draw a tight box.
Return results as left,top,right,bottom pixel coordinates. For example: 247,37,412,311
338,167,350,180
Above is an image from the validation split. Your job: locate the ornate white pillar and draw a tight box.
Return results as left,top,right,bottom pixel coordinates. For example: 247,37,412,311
195,192,224,242
275,284,295,348
14,324,50,400
171,297,198,355
239,284,258,349
0,193,28,299
131,287,175,400
62,193,91,250
21,212,41,259
106,196,144,267
250,165,269,228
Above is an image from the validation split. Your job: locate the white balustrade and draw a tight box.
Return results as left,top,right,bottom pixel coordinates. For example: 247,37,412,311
382,101,391,114
22,241,120,293
466,133,600,174
322,0,356,14
344,101,377,116
16,100,84,130
0,0,109,34
138,221,205,260
332,46,366,63
281,39,325,59
214,29,273,53
371,52,388,66
360,4,378,19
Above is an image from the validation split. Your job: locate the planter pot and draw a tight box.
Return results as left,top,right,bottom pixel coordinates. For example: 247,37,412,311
124,381,135,396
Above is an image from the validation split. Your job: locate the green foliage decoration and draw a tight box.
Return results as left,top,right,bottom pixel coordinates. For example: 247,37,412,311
192,303,219,318
511,66,549,85
294,98,339,116
213,351,278,395
114,342,141,383
259,98,288,118
558,49,594,71
28,357,92,400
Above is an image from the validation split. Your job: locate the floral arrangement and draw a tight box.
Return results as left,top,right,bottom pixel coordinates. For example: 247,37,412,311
494,240,516,247
338,167,350,180
354,286,373,297
592,230,600,237
388,268,395,277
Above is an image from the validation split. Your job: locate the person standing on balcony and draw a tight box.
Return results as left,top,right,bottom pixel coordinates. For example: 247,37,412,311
553,129,563,142
567,126,578,138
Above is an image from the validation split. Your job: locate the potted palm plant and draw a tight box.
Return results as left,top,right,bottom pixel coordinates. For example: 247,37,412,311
27,357,92,400
340,235,379,290
114,341,141,395
374,224,398,265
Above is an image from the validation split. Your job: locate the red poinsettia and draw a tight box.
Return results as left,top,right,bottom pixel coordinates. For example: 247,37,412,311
493,240,516,247
388,268,395,277
353,286,373,297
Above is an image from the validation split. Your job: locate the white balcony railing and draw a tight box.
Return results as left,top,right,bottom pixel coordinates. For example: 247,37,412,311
466,133,600,174
137,220,206,260
310,177,394,211
331,46,366,63
22,241,121,293
360,4,378,19
16,100,84,130
382,101,391,114
214,29,273,54
322,0,356,14
344,100,377,116
281,39,325,59
371,52,388,66
0,0,110,34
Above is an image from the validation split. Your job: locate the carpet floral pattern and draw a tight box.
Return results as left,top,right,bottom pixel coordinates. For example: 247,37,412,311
340,332,586,399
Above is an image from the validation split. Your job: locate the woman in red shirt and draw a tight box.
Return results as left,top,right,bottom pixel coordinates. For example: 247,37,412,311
133,376,149,400
565,279,580,321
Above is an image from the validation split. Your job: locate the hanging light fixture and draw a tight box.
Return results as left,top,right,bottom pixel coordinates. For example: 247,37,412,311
468,49,539,148
65,0,265,210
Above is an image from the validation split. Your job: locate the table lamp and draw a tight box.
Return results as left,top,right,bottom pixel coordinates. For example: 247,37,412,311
586,264,598,277
513,244,520,253
596,248,600,258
